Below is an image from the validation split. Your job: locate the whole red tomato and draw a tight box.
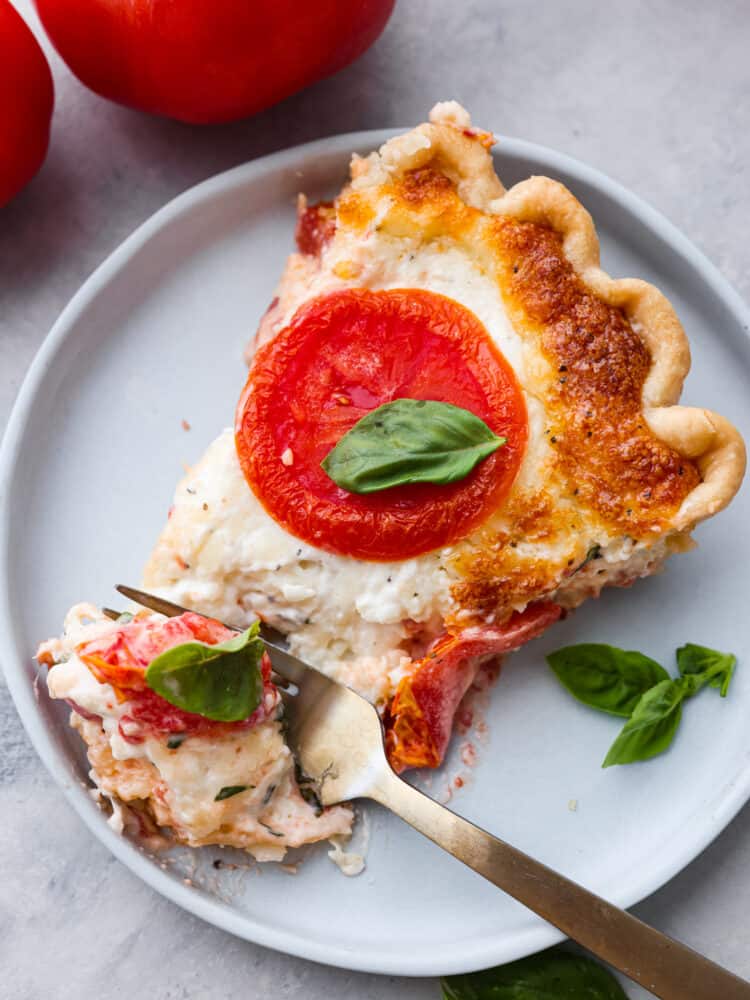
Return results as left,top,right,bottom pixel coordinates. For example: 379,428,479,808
0,1,53,207
34,0,395,125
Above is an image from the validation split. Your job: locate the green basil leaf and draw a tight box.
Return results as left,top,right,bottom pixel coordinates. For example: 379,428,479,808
579,544,602,569
677,643,737,697
546,644,669,718
602,678,686,767
321,398,505,494
145,623,265,722
215,785,249,801
441,947,627,999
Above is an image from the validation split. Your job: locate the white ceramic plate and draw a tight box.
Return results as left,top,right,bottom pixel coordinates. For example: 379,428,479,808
2,130,749,977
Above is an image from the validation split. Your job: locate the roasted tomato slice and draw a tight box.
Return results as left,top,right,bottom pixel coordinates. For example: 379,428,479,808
77,613,275,742
236,288,528,561
385,603,562,772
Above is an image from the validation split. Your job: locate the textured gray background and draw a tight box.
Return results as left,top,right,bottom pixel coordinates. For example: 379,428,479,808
2,1,749,998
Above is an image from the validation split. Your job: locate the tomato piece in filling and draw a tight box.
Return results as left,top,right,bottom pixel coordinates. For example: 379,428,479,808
236,288,527,561
77,613,276,743
384,603,562,772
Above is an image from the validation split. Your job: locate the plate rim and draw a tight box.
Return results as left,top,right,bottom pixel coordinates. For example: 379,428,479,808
2,127,749,977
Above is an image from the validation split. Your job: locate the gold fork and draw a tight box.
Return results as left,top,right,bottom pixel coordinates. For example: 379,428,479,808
112,584,750,1000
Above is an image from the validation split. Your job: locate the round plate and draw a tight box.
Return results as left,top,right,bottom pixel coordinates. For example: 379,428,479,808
2,130,749,977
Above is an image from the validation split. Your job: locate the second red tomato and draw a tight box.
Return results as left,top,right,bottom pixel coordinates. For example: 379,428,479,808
0,1,53,207
34,0,395,125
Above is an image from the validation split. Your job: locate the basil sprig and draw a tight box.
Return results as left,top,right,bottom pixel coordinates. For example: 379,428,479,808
146,623,265,722
677,643,736,697
547,644,668,717
546,641,737,767
441,947,627,999
321,398,505,494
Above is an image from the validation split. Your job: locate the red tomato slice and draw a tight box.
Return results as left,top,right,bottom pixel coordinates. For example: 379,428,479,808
236,289,528,561
385,603,562,772
77,613,276,742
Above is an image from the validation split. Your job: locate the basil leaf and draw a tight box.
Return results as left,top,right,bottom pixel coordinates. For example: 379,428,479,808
547,644,669,717
602,678,686,767
579,544,602,569
321,398,505,494
441,947,627,999
145,623,265,722
677,643,736,697
215,785,249,801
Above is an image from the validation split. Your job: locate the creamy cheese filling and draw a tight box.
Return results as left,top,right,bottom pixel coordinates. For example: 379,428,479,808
145,429,451,703
554,535,688,609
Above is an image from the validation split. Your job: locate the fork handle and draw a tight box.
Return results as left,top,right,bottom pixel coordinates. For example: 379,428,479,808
367,769,750,999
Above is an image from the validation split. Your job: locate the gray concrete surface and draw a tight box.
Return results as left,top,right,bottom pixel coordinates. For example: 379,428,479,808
1,1,749,997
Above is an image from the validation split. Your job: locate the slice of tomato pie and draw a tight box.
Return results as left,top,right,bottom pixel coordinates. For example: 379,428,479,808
144,102,744,774
42,103,745,856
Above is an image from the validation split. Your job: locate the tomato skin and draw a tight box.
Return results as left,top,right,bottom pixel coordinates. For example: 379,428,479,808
237,289,528,562
0,1,53,207
33,0,395,125
385,603,563,772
